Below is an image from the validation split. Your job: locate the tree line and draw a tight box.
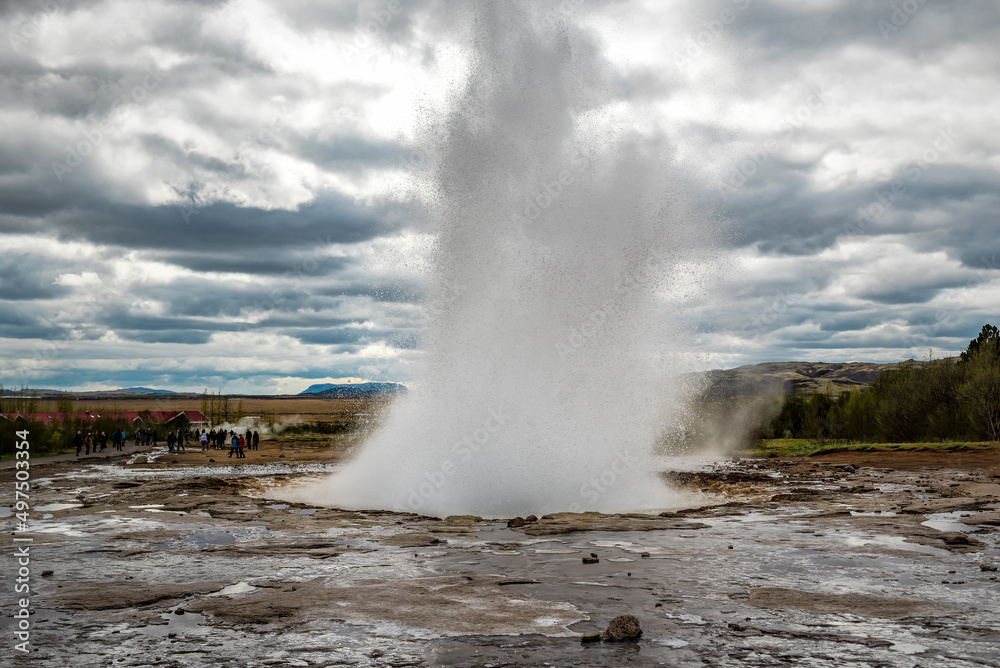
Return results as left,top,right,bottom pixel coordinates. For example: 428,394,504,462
763,325,1000,443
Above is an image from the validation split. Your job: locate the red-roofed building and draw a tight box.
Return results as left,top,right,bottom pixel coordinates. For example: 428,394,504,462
0,410,206,427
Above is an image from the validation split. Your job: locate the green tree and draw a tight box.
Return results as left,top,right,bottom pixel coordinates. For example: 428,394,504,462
959,325,1000,441
960,324,1000,364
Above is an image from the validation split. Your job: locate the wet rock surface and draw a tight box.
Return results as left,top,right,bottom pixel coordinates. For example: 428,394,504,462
1,452,999,666
600,614,643,641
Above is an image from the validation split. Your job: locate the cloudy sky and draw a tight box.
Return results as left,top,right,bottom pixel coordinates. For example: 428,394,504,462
1,0,997,394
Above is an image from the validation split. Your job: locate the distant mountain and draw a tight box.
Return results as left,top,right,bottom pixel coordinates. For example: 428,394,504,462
2,387,179,398
696,359,951,401
113,387,177,396
299,382,407,397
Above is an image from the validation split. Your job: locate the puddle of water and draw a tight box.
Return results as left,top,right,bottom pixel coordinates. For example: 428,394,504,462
655,638,691,648
0,507,13,518
210,581,259,596
136,611,209,638
268,503,289,510
35,503,83,512
842,534,951,556
891,642,928,655
184,532,237,547
31,522,87,537
921,511,973,533
662,613,707,625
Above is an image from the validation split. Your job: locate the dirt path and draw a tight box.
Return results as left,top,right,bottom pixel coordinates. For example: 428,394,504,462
0,442,153,469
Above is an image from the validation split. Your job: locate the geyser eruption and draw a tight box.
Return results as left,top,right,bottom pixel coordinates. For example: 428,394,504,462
299,3,718,517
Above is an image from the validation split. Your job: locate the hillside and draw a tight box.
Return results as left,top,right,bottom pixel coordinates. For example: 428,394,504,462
299,382,407,397
697,359,949,401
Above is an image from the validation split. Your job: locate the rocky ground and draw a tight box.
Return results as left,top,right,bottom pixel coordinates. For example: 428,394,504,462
2,446,999,667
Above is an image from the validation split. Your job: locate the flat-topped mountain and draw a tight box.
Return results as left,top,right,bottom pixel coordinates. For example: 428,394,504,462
298,382,407,397
697,359,946,401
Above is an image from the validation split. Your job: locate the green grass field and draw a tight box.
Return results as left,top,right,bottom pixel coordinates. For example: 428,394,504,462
746,439,1000,458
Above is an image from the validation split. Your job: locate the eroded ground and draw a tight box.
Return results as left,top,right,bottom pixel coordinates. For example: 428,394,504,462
2,448,999,667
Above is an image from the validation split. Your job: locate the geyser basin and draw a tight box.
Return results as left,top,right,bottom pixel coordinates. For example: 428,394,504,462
293,3,721,517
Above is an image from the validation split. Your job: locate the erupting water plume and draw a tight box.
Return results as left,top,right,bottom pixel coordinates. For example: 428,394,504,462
295,3,721,517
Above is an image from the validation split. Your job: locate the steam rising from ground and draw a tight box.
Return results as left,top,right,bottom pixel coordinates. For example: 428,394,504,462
293,4,722,517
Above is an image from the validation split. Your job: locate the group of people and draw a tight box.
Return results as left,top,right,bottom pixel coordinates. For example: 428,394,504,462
133,426,163,447
165,427,189,453
72,425,262,458
195,428,260,457
218,429,259,459
73,429,130,456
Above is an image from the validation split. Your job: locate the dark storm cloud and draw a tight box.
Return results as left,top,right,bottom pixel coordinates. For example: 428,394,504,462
0,195,400,252
715,155,1000,274
0,254,69,300
156,251,353,278
120,329,213,345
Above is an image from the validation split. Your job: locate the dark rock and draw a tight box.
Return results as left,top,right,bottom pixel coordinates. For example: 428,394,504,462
524,515,538,523
209,459,215,462
590,553,598,558
581,631,601,643
171,460,178,464
582,557,599,564
980,564,998,572
942,533,980,546
601,614,642,642
507,517,525,528
41,570,54,577
640,552,651,558
278,454,285,458
174,608,185,615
